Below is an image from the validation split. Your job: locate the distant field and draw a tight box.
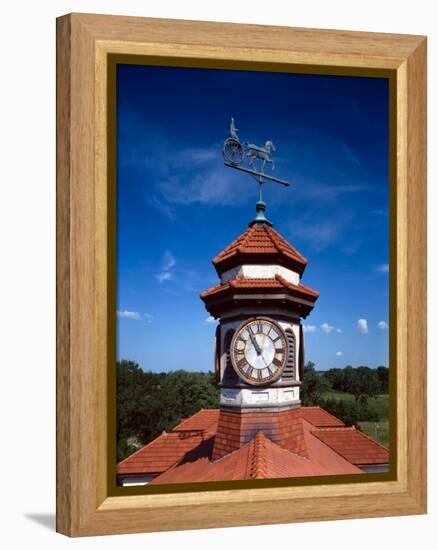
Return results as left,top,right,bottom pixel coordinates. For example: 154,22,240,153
358,420,389,448
320,389,390,447
321,389,355,402
321,390,389,416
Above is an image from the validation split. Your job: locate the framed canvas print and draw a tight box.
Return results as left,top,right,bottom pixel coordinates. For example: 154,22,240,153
56,13,427,536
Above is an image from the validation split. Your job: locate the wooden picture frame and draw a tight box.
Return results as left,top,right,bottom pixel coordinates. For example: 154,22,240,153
56,13,427,536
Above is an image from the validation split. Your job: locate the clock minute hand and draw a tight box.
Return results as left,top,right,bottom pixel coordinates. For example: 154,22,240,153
249,331,262,355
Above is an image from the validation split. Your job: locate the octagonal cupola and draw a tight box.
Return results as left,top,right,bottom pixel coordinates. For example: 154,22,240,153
200,214,319,417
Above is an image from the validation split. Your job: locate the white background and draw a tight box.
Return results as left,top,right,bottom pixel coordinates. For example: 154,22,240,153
0,0,436,548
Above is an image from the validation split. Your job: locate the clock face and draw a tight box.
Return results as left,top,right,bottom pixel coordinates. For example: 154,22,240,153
230,318,287,385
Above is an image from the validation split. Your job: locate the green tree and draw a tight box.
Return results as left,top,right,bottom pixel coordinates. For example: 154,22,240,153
301,361,328,405
376,366,389,393
349,366,380,404
323,368,344,389
116,361,220,461
341,365,355,393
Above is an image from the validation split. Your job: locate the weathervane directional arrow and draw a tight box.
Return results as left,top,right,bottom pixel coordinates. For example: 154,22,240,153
223,162,290,186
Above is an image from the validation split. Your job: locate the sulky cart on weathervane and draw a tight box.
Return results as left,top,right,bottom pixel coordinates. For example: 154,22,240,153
222,117,290,224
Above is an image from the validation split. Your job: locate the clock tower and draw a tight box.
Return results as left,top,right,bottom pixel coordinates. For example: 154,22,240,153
200,206,319,458
201,209,319,408
200,119,319,459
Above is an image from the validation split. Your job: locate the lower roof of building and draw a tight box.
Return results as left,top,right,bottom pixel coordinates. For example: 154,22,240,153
117,407,389,482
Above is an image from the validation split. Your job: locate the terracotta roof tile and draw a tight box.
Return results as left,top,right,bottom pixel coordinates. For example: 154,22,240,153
200,274,319,301
300,406,346,427
117,407,386,483
312,426,389,465
116,431,206,475
172,409,219,434
212,224,308,275
150,429,361,485
117,409,219,476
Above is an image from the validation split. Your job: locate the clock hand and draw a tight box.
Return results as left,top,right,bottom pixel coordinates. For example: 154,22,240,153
249,331,262,355
259,336,269,366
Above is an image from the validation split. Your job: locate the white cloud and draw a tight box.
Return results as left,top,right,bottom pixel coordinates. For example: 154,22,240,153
117,311,154,322
303,324,317,333
376,263,389,273
160,169,246,207
336,351,343,357
292,221,344,252
150,194,175,220
286,206,357,252
336,328,342,333
183,147,217,165
117,310,142,320
162,250,176,270
204,315,217,324
320,322,335,334
122,138,253,217
303,182,368,202
156,271,172,283
156,144,250,208
156,250,176,283
377,320,389,330
357,319,369,334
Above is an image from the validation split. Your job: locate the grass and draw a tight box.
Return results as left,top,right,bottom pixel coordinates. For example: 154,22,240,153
320,389,390,447
358,420,389,448
321,389,355,402
321,389,389,416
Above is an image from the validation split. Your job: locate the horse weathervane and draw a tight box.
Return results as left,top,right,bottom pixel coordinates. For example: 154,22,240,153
223,117,289,226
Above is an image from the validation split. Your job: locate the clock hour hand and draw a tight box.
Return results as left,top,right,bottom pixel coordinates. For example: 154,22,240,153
249,331,262,355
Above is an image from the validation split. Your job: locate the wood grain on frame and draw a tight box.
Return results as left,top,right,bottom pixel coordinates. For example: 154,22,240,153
56,13,427,536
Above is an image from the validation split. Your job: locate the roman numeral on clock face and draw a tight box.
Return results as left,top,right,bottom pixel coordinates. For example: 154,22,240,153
248,367,256,378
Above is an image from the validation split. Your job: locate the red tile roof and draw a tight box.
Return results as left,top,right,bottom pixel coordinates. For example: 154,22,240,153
150,430,361,485
116,407,388,481
116,431,207,475
172,409,219,433
212,406,345,460
312,426,389,465
212,224,308,275
200,274,319,301
117,410,219,476
300,406,346,427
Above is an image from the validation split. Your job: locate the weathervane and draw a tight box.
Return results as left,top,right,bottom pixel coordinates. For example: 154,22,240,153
223,117,289,225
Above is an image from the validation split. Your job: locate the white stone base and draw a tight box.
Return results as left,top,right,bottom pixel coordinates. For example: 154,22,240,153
220,386,300,408
221,264,300,285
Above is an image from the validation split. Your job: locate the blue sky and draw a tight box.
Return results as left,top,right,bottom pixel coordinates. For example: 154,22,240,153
116,63,389,372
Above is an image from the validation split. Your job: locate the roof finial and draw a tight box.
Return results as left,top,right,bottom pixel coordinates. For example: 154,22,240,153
249,175,272,226
222,117,290,227
252,198,271,226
